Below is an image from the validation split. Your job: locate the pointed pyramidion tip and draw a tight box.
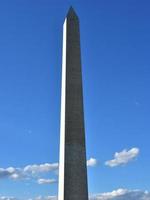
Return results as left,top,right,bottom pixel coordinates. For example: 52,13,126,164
67,6,78,20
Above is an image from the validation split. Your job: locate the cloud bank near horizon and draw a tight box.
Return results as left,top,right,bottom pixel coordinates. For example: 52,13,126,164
1,188,149,200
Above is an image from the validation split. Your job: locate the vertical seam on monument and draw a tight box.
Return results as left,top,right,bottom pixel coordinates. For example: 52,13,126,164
58,18,67,200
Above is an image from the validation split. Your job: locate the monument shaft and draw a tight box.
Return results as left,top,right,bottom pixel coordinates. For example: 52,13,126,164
58,8,88,200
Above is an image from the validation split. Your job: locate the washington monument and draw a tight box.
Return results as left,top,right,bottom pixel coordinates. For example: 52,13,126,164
58,7,88,200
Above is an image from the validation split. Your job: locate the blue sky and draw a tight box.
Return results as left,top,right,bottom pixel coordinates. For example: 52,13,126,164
0,0,150,199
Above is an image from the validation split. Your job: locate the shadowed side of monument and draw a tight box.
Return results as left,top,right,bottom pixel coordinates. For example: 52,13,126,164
58,7,88,200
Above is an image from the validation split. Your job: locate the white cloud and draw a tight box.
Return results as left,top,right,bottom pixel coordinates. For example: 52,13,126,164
0,157,97,183
37,178,57,185
105,147,139,167
24,163,58,174
90,188,150,200
87,158,98,167
0,167,22,180
0,163,58,182
10,173,20,180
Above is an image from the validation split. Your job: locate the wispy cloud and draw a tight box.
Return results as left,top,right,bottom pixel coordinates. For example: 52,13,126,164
34,196,57,200
37,178,57,185
105,147,139,167
0,197,17,200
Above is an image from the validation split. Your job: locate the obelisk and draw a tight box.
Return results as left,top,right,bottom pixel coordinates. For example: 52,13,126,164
58,7,88,200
